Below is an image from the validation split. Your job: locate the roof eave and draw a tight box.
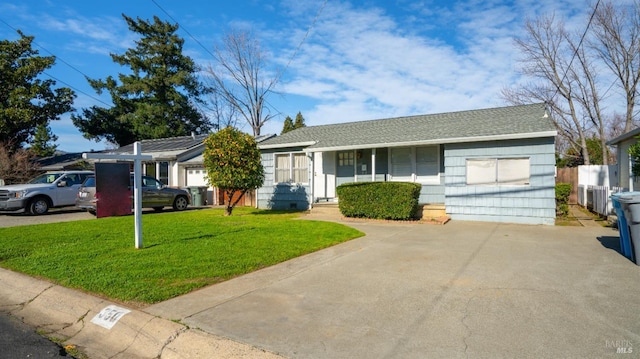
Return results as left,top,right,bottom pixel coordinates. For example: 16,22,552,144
607,127,640,146
302,131,557,152
258,141,317,149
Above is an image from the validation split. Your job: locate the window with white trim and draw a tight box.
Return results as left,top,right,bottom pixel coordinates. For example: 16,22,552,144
389,145,439,184
466,158,530,185
338,151,354,166
275,153,309,183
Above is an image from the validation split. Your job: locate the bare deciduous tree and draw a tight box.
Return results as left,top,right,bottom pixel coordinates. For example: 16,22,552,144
569,39,610,164
0,142,40,184
206,31,279,136
207,89,240,131
591,1,640,133
502,14,592,164
504,2,640,165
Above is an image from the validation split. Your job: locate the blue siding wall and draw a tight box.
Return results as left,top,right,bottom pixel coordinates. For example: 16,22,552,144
419,178,445,204
444,137,556,225
257,151,311,210
418,145,446,204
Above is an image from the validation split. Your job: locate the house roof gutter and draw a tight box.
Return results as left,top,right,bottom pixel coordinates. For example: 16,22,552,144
258,141,317,149
607,127,640,146
303,131,557,153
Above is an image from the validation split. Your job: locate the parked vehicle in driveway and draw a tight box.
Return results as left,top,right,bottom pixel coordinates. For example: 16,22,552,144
76,175,191,214
0,171,93,215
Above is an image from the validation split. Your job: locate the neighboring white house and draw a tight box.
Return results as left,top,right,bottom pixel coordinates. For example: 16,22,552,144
608,127,640,191
110,133,275,205
113,134,210,188
257,103,558,225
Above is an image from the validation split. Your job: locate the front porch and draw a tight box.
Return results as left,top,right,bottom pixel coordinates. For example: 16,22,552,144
311,146,445,205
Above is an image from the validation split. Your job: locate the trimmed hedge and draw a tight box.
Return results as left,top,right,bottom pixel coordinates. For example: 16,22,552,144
555,182,572,217
336,182,422,220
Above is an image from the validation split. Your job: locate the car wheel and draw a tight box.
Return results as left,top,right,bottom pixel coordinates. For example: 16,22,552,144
29,197,50,215
173,196,188,211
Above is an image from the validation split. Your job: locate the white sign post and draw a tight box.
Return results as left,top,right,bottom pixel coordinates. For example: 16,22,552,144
83,142,152,249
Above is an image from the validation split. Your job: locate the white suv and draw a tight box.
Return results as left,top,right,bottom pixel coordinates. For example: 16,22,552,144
0,171,93,215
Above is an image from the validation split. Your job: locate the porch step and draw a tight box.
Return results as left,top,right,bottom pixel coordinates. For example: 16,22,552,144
418,204,446,219
310,202,340,215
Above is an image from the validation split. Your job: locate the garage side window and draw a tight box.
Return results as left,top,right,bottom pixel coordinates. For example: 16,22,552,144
275,153,309,184
466,158,530,185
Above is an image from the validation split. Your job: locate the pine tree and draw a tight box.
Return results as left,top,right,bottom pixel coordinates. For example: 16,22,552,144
72,15,210,147
30,123,58,157
281,116,294,134
0,32,74,152
293,112,306,130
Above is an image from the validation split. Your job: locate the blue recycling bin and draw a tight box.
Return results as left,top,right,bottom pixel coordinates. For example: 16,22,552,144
611,193,634,262
616,192,640,265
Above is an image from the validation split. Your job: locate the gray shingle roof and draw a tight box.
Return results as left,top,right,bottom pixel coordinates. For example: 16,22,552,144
115,134,209,153
259,103,556,151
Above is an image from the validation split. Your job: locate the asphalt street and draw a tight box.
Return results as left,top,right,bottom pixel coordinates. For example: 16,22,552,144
0,210,89,358
0,311,73,358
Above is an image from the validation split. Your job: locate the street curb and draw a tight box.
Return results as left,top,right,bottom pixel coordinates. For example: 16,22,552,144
0,268,284,358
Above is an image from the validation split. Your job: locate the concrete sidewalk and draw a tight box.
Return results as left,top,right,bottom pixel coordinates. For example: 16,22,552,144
1,217,639,358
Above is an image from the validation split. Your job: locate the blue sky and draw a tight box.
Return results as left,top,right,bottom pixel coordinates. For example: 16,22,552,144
0,0,596,152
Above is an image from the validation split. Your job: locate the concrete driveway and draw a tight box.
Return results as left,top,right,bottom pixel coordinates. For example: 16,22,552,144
146,219,640,359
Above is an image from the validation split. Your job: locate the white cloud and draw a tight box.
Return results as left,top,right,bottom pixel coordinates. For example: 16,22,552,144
272,0,597,129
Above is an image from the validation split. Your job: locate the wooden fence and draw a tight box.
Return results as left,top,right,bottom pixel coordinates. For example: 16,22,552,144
556,167,578,204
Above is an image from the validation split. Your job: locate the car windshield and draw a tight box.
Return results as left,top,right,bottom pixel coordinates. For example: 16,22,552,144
28,173,62,184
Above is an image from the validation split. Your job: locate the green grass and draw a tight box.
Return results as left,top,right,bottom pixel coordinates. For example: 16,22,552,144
0,208,363,304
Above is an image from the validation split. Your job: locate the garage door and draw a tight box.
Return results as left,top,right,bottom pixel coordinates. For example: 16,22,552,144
186,168,208,186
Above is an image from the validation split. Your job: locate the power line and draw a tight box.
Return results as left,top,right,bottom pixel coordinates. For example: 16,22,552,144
553,0,602,100
280,0,327,78
0,17,112,108
150,0,216,59
150,0,326,79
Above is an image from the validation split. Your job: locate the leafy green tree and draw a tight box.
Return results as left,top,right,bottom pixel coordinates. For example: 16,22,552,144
0,31,75,152
293,112,306,130
203,127,264,216
281,112,306,135
560,135,610,167
629,138,640,177
72,15,210,147
281,116,294,134
30,123,58,157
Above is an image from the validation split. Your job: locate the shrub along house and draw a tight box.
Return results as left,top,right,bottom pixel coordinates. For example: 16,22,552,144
257,103,558,225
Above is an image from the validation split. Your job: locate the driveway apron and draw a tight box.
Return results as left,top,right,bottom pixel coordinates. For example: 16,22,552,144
146,220,640,359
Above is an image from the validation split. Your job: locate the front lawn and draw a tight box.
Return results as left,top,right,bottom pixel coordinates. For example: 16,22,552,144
0,208,363,305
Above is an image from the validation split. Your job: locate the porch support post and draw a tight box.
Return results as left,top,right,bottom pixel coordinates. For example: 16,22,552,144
630,153,634,191
372,148,376,182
